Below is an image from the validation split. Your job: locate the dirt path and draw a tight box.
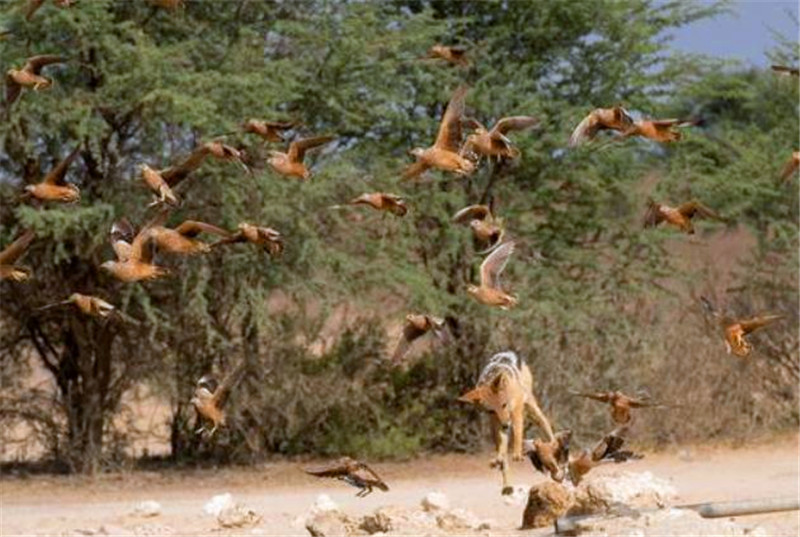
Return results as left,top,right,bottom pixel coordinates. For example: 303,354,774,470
2,435,798,536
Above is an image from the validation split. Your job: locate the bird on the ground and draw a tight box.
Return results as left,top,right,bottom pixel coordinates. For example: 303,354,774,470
620,118,702,143
424,44,469,67
101,216,168,283
568,390,663,425
778,151,799,183
700,297,784,357
403,85,475,180
467,241,518,309
191,361,246,437
0,229,35,282
23,146,81,203
241,119,296,143
568,429,642,486
5,54,65,110
524,430,572,483
391,313,449,364
24,0,74,20
347,192,408,217
568,106,634,147
304,457,389,497
36,293,116,319
266,135,335,180
452,203,504,253
211,223,284,257
771,65,799,77
461,116,538,161
643,198,726,235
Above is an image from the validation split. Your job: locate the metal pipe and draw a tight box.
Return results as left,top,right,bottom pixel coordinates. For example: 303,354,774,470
554,496,800,535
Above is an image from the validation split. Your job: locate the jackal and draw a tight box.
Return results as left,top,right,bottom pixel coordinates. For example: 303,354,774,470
458,351,555,494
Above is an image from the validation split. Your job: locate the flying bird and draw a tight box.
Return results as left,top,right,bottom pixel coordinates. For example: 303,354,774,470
621,118,702,143
36,293,117,319
100,216,168,283
391,313,449,364
191,361,246,437
568,390,664,425
346,193,408,217
424,44,469,67
701,296,784,358
467,241,518,309
771,65,799,77
643,198,726,235
211,223,284,257
23,146,81,203
147,213,232,256
241,119,296,143
568,429,642,486
0,229,35,282
143,141,249,207
568,106,634,147
524,430,572,483
778,151,799,183
304,457,389,497
403,85,475,180
5,54,65,110
267,135,335,180
461,116,538,161
452,204,504,253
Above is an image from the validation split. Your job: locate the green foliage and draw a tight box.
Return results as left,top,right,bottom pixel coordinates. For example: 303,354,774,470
0,0,796,471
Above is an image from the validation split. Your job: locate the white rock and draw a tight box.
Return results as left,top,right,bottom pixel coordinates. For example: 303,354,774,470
217,504,261,528
203,493,234,516
311,494,340,514
593,471,678,506
502,485,529,506
132,500,161,518
421,491,450,512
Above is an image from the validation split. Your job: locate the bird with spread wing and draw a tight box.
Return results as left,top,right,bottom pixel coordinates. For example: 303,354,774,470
212,223,284,257
467,241,518,309
644,198,726,235
5,54,66,111
304,457,389,497
191,361,246,437
524,430,572,483
568,106,634,147
0,230,35,282
452,203,505,253
568,428,642,486
461,115,538,161
568,390,665,425
267,135,335,180
22,146,81,203
701,297,784,358
100,216,168,283
391,314,450,364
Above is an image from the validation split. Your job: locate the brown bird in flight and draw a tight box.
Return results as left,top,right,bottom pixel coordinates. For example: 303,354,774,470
37,293,117,319
146,210,232,256
191,361,246,437
346,192,408,217
701,297,784,358
644,198,725,235
569,106,634,147
404,85,475,180
778,151,799,183
461,116,538,161
0,229,35,282
23,146,81,203
101,216,168,283
568,429,642,486
524,430,572,483
424,44,469,67
391,313,449,364
771,65,799,77
5,54,65,110
241,119,296,143
452,204,505,253
467,241,518,309
212,223,284,257
142,141,248,207
621,118,702,143
568,390,663,425
304,457,389,497
267,135,335,180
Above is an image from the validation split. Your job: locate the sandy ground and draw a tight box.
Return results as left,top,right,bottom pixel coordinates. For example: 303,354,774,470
2,435,799,536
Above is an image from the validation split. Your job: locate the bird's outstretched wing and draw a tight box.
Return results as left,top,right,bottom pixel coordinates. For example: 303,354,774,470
568,389,613,403
287,136,335,164
479,241,514,290
0,230,35,265
452,204,491,224
433,85,468,152
43,146,81,185
212,360,246,408
738,314,784,335
174,220,232,239
677,200,724,221
491,116,538,136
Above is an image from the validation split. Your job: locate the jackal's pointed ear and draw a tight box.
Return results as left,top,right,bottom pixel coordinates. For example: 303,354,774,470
490,374,508,393
458,386,486,404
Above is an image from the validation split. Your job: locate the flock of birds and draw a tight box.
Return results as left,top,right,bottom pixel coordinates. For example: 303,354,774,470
1,2,798,497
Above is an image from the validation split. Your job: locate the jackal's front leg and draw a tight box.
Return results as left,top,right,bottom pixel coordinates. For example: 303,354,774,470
490,415,512,495
525,395,555,442
511,407,525,461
